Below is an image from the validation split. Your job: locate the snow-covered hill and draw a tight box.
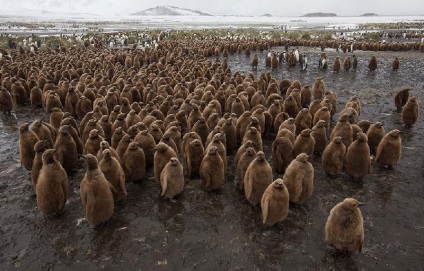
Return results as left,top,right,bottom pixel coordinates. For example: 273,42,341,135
131,5,212,16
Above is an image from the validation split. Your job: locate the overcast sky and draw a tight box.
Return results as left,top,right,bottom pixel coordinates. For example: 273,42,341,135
1,0,424,16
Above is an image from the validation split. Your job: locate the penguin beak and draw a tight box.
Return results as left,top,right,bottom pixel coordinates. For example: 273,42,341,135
358,202,367,207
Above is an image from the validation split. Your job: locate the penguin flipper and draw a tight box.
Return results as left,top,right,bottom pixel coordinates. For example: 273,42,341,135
161,176,167,196
262,195,269,224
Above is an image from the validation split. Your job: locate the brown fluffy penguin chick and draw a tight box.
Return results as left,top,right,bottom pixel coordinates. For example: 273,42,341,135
96,141,122,165
283,153,314,204
392,57,400,71
36,149,68,214
50,108,64,130
293,129,315,157
0,87,13,114
242,127,263,152
366,122,385,154
222,118,237,155
116,134,132,161
278,118,296,135
394,89,410,111
244,151,273,206
401,97,419,128
19,122,40,171
37,121,56,144
31,140,48,192
84,129,104,156
368,56,377,71
161,157,184,199
333,56,341,73
325,198,364,254
134,129,156,168
330,113,353,149
154,143,177,183
200,146,225,191
184,139,204,179
80,154,115,227
322,136,346,176
261,179,290,226
357,120,371,134
206,133,227,173
311,120,327,155
54,125,78,174
376,129,402,169
99,149,126,202
272,137,293,174
235,140,253,167
344,132,371,181
294,108,312,135
236,147,256,190
192,117,209,147
123,142,146,183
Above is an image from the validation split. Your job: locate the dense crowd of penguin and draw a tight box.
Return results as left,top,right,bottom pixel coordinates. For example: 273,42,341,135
0,35,420,254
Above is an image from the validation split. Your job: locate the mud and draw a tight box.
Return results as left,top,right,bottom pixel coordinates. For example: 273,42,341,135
1,47,424,270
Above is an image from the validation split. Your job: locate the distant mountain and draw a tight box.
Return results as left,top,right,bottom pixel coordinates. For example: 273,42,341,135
261,14,273,17
131,5,212,16
360,13,378,16
302,12,337,17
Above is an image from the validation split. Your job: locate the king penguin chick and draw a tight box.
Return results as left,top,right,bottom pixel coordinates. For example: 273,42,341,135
376,129,402,169
344,132,371,181
283,153,314,204
322,136,346,177
80,154,116,227
244,151,273,206
401,97,419,128
19,122,40,171
325,198,365,254
36,149,68,215
160,157,184,199
200,146,225,191
99,149,127,202
261,178,290,226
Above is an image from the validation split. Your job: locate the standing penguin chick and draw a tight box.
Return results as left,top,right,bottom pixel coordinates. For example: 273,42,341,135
261,178,290,226
184,139,204,179
272,136,293,174
322,136,346,176
394,89,409,112
283,153,314,204
293,129,315,157
366,122,385,154
401,97,419,128
19,122,40,171
0,87,13,114
236,147,256,190
368,56,377,71
330,113,353,148
244,151,273,206
154,143,177,183
200,146,225,191
161,157,184,199
392,57,400,71
80,154,115,227
333,56,341,73
99,149,127,202
31,140,48,192
325,198,364,254
36,149,68,214
376,129,401,169
54,125,78,174
344,132,371,181
123,142,146,183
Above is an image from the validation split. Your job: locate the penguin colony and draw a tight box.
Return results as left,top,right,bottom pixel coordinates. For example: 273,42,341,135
0,36,420,254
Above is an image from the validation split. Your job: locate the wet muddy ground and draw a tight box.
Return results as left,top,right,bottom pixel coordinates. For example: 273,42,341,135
1,46,424,270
